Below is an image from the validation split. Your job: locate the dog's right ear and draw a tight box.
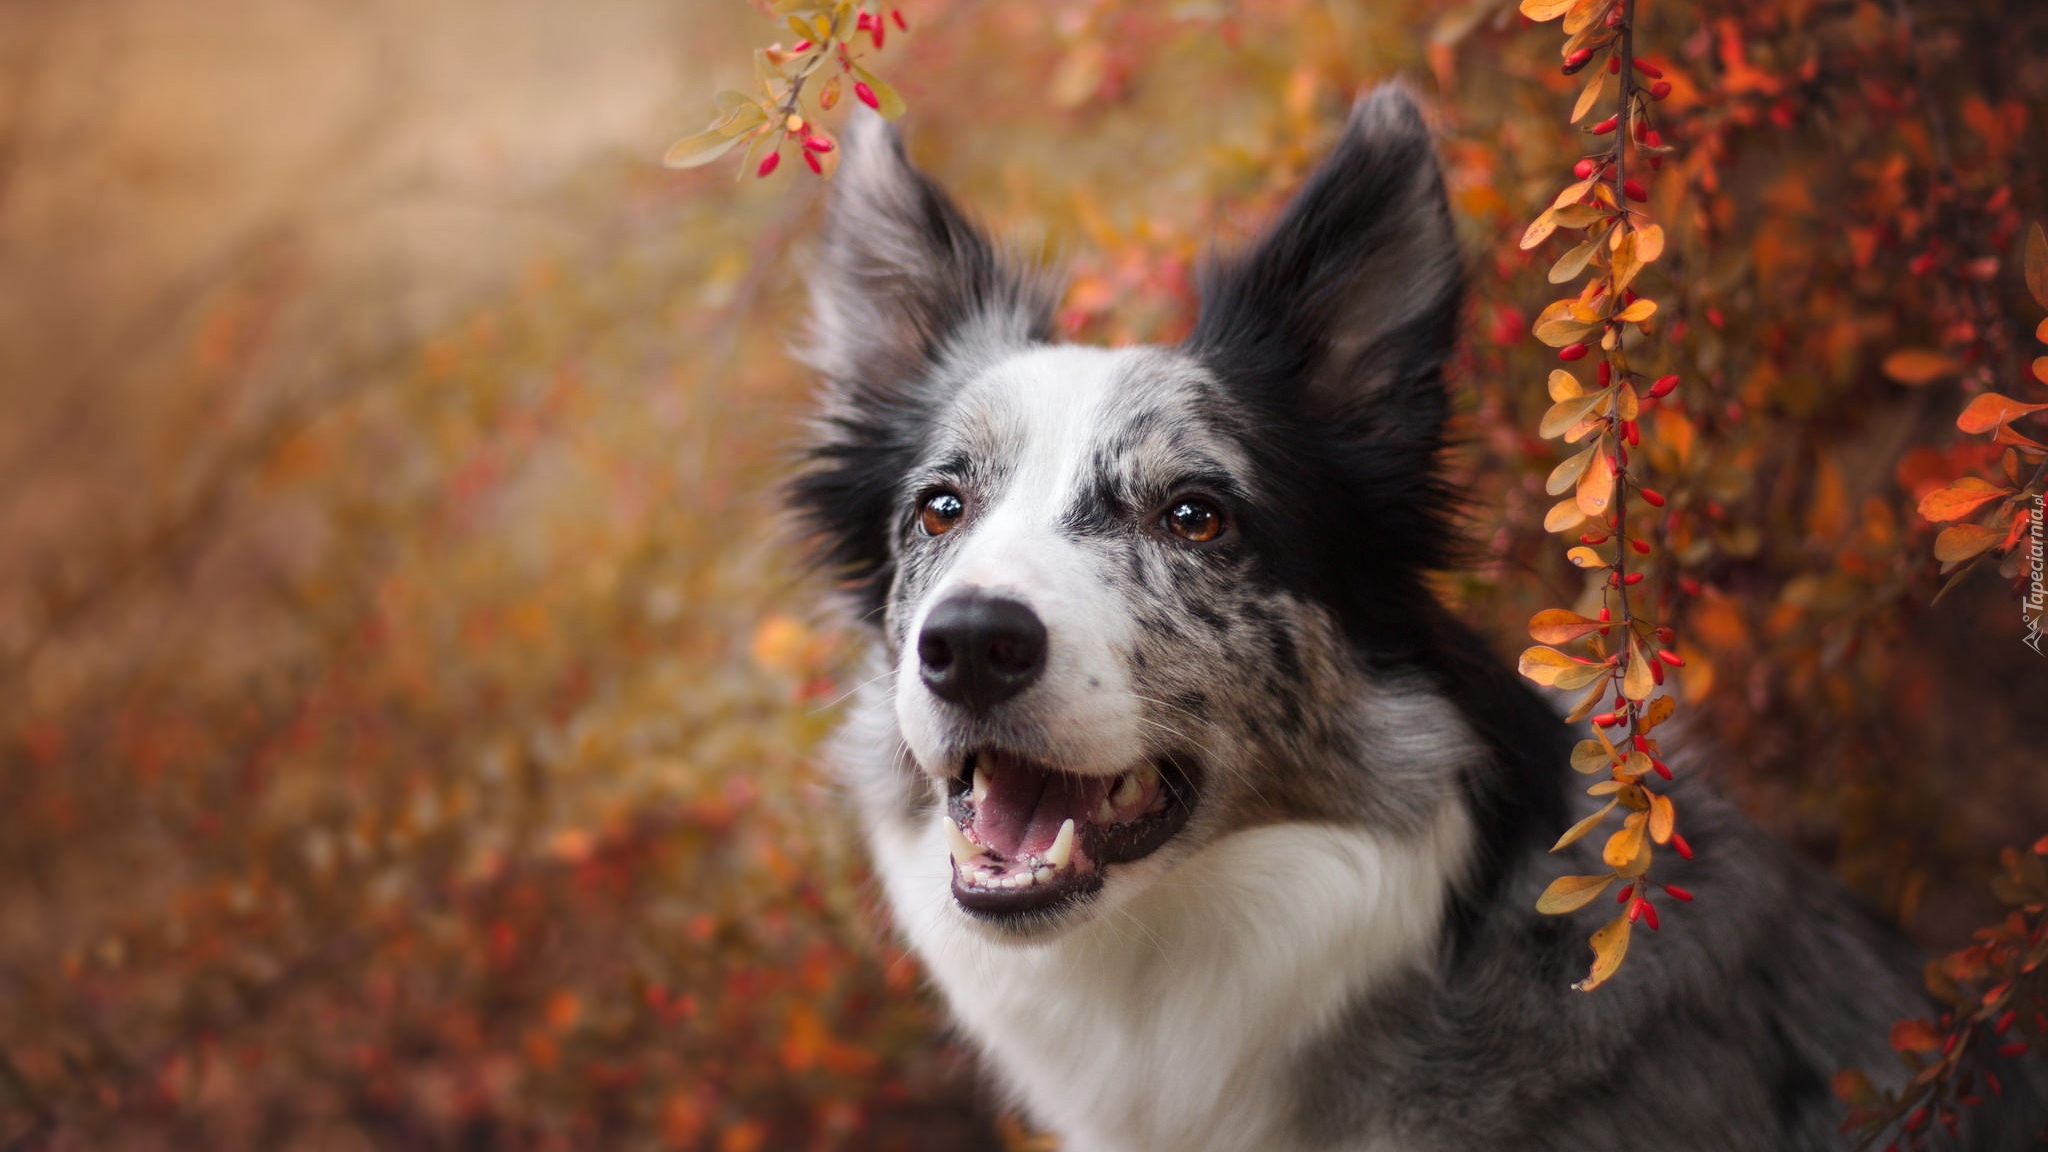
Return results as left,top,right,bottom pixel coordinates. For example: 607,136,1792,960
795,113,1054,618
805,111,1055,394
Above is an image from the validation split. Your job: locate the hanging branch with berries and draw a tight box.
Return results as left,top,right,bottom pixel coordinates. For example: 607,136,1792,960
663,2,910,180
1514,0,1692,992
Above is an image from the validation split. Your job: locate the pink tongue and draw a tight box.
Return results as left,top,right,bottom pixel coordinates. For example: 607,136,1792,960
971,759,1106,859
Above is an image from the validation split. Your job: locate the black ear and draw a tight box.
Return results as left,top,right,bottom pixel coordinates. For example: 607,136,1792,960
1185,85,1464,476
793,113,1056,616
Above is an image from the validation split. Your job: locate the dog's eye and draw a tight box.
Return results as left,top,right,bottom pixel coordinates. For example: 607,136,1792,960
919,490,965,536
1162,497,1225,543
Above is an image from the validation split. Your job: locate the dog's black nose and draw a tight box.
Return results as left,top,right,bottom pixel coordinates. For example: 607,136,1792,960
917,592,1047,714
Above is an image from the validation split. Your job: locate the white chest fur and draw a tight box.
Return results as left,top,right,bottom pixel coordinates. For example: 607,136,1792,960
869,809,1470,1152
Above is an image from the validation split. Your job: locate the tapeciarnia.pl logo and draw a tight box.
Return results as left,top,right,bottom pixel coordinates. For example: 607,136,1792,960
2026,493,2045,657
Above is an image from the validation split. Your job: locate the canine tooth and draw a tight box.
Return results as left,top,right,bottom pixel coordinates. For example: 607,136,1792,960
1111,771,1144,812
971,766,989,805
944,819,981,866
1045,819,1075,870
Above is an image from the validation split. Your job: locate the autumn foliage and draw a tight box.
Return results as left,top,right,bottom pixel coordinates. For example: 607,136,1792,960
4,0,2047,1149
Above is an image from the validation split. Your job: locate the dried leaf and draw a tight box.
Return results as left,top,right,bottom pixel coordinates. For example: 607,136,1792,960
1610,232,1643,293
1521,210,1560,251
1538,870,1617,912
1572,739,1615,773
1881,349,1961,387
1640,696,1676,731
1560,0,1609,35
1566,545,1609,569
1918,477,2012,523
1574,914,1633,992
1518,645,1579,686
664,128,749,170
1549,369,1584,401
1934,522,2003,563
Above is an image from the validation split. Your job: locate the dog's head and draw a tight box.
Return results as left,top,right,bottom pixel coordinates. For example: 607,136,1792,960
795,87,1473,938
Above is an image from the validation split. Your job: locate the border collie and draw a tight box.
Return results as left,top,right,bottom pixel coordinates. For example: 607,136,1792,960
790,87,2038,1151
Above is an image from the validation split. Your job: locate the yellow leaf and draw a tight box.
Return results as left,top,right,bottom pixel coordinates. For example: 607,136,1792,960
1571,739,1615,773
1563,679,1608,723
1622,637,1655,701
1541,390,1612,439
1571,71,1608,124
1549,369,1584,401
1611,233,1644,294
1517,645,1578,686
1545,497,1589,533
1574,914,1633,992
1576,449,1616,517
1640,695,1677,732
1881,349,1961,387
1649,793,1675,843
664,127,749,169
1631,222,1665,264
1519,0,1579,21
1551,802,1619,853
1547,442,1598,495
1521,210,1560,251
1566,545,1609,570
1537,870,1616,913
1617,298,1658,323
1602,817,1646,868
1549,240,1601,284
850,64,907,119
1534,297,1597,345
1561,0,1608,35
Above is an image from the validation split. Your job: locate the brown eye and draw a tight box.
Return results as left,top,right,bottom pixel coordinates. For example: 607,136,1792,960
1163,497,1224,543
919,490,965,536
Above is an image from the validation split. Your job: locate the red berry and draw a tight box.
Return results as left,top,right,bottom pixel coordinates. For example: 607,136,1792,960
1591,115,1619,135
803,150,823,174
1631,537,1651,554
1639,488,1666,507
1650,81,1672,100
1665,885,1693,902
1624,179,1648,202
1652,757,1672,779
1563,47,1595,74
1607,55,1620,74
1643,902,1660,930
1560,342,1590,361
1574,158,1597,180
1633,59,1664,78
757,151,781,178
1672,833,1693,859
892,8,907,30
792,39,813,52
1649,374,1679,397
1998,1041,2030,1059
1623,572,1645,585
855,82,879,109
1644,129,1663,148
1998,1009,2018,1034
1657,649,1684,667
804,134,834,152
1597,360,1612,386
857,12,873,29
1593,712,1621,727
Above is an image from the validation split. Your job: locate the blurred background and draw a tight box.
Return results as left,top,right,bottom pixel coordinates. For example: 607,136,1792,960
1,0,2045,1148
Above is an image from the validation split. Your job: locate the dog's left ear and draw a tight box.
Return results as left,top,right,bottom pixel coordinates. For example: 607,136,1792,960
1186,85,1463,457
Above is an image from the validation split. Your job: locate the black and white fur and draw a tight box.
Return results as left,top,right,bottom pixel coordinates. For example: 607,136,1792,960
790,89,2042,1151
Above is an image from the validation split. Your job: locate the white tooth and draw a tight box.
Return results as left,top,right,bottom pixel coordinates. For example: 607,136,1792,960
1045,819,1075,870
971,767,989,805
1016,870,1037,888
944,820,980,866
1112,771,1144,813
1034,867,1054,882
1096,798,1117,824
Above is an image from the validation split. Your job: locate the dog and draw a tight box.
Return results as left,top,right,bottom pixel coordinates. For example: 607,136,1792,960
789,86,2040,1151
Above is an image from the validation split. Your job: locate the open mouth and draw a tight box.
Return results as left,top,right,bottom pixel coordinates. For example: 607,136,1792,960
942,750,1197,921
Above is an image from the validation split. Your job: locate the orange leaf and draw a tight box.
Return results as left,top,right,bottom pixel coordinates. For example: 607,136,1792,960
1958,392,2048,434
1917,477,2011,523
1574,914,1633,992
1934,522,2003,563
1881,349,1961,386
1890,1018,1942,1055
1530,608,1606,645
1576,449,1616,517
1520,0,1579,20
